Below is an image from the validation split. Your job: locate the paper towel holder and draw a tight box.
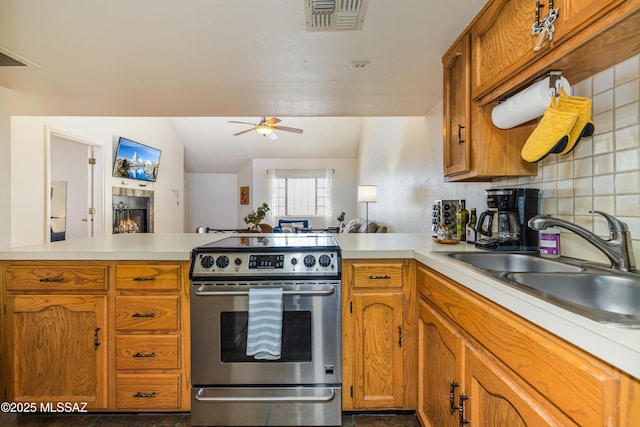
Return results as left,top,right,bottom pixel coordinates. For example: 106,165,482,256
547,70,563,97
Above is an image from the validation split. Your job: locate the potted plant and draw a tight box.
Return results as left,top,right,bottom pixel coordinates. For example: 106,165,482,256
337,211,345,231
243,202,270,232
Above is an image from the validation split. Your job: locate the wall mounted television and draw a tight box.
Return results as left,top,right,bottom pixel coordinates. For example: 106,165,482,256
112,137,161,182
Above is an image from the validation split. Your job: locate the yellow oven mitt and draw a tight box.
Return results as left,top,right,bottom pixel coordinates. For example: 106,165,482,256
521,96,579,163
552,88,595,155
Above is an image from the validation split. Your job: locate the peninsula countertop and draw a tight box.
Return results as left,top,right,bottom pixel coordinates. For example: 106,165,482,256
1,232,639,380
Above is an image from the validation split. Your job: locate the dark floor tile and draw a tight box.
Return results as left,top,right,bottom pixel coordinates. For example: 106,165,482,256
353,414,420,427
92,413,184,427
0,414,96,427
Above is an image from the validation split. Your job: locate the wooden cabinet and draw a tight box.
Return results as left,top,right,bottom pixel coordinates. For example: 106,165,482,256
417,262,640,426
2,263,108,409
444,0,639,181
443,33,471,177
443,31,537,181
112,262,185,411
1,260,190,413
471,0,634,100
342,259,415,411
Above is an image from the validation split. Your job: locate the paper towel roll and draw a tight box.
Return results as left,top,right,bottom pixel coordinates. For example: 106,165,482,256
491,76,571,129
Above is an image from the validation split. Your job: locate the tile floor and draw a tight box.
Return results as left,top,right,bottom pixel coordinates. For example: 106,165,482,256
0,412,420,426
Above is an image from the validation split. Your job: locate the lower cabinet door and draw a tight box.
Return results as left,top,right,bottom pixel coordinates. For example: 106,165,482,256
352,292,404,409
464,344,579,426
417,299,463,427
116,373,180,410
6,295,107,409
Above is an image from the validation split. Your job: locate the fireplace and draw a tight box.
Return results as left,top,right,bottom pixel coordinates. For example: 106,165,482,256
112,187,154,234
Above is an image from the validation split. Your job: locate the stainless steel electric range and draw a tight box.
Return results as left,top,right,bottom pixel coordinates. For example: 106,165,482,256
189,235,342,426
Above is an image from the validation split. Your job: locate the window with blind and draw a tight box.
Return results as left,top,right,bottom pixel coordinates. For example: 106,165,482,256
271,169,331,217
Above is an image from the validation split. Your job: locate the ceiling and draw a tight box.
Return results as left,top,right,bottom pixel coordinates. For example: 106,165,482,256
0,0,486,173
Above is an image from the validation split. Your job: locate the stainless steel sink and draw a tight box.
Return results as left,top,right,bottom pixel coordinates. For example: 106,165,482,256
445,252,586,273
504,272,640,326
437,251,640,328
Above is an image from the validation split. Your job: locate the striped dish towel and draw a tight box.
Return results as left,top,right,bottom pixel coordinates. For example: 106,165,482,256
246,287,283,360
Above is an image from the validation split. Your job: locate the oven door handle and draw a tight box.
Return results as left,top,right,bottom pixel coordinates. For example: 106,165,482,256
194,387,336,403
193,287,336,297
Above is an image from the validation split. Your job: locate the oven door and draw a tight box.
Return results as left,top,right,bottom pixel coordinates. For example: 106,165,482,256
190,282,341,386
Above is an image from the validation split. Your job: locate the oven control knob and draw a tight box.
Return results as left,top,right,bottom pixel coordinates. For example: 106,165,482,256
200,255,214,269
319,254,332,267
291,257,298,266
303,254,316,268
234,257,242,266
216,255,230,269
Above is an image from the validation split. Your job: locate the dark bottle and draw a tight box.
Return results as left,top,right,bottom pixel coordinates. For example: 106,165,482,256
456,200,469,241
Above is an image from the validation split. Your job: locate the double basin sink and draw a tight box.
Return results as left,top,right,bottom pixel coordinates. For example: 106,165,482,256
439,251,640,328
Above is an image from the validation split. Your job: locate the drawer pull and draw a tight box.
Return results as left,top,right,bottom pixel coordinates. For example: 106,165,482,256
133,277,156,282
39,277,65,283
133,392,157,398
133,352,156,358
131,312,156,318
368,275,391,280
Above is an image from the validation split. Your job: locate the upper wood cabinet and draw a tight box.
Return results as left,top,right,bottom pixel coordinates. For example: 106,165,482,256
471,0,639,102
443,33,471,176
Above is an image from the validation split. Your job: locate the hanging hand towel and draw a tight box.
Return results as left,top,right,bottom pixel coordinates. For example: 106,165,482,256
246,287,283,360
552,88,595,155
521,96,579,163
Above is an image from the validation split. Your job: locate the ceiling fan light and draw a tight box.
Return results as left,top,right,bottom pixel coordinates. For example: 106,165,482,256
255,125,274,136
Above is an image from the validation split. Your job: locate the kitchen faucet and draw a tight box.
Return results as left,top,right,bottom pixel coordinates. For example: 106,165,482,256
528,210,637,272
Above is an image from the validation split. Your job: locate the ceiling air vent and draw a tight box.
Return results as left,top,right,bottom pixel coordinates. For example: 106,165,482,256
305,0,368,32
0,47,41,69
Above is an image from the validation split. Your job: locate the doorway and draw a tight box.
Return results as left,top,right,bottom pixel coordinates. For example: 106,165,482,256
47,128,103,242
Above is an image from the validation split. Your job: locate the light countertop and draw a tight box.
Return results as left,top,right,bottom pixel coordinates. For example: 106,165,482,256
1,232,639,380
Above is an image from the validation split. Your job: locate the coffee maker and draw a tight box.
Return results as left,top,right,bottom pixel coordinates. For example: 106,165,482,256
476,188,540,251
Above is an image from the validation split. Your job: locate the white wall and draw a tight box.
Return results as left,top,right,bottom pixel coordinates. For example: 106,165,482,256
0,86,10,249
357,113,488,232
9,116,185,247
186,173,237,231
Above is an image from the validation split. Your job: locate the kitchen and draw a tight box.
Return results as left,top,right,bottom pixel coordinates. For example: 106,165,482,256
1,0,640,426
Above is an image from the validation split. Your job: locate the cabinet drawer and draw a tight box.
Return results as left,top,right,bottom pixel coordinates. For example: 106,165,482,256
351,263,404,289
116,374,180,409
116,335,180,370
5,265,108,292
115,296,179,331
116,264,180,291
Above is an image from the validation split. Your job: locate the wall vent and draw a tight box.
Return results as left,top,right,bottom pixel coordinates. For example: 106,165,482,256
0,47,41,69
305,0,368,31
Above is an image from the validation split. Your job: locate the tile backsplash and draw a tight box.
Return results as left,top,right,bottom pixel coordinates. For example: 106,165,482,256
493,54,640,264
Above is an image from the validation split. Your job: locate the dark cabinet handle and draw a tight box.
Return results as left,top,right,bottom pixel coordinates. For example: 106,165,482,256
459,394,470,426
40,277,65,283
368,275,391,280
131,312,156,318
450,381,460,413
133,277,156,282
94,327,101,349
133,352,156,358
133,392,157,398
457,124,465,144
398,326,402,348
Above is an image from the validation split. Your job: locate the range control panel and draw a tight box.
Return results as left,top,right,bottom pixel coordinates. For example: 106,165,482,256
190,250,341,279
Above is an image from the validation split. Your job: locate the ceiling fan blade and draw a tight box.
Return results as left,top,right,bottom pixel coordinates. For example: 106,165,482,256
272,125,303,134
265,117,282,125
229,121,258,126
233,128,255,136
267,132,278,140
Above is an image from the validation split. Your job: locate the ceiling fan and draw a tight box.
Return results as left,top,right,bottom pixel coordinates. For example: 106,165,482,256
229,117,303,140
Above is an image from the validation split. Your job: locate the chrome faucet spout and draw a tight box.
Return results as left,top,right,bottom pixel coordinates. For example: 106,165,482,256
528,211,636,272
